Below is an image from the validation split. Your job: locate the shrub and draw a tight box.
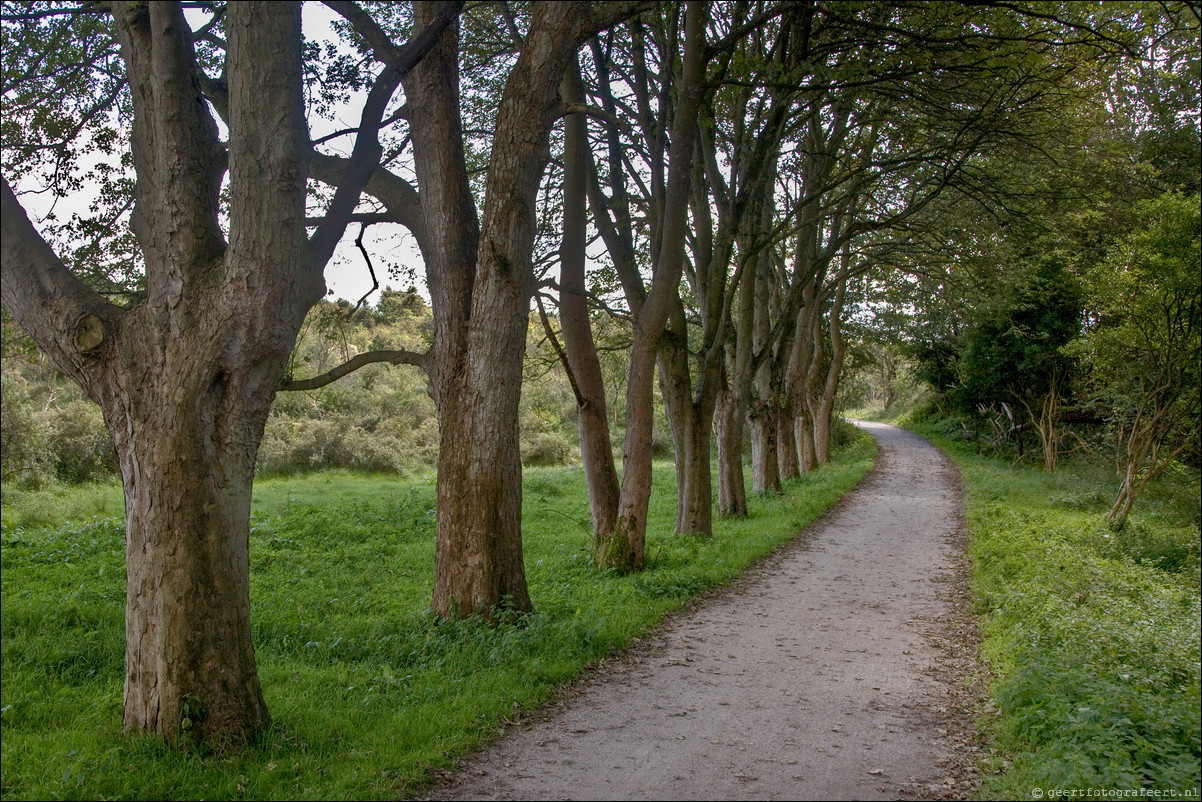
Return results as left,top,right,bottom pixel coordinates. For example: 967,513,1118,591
0,368,50,484
521,431,576,466
42,401,117,483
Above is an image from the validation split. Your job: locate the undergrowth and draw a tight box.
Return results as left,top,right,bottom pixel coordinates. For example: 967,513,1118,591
0,430,876,800
904,415,1201,800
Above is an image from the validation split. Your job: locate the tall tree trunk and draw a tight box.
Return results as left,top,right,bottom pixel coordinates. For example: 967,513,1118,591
599,1,709,568
559,60,621,542
405,2,647,607
716,265,756,517
408,3,603,616
2,2,314,746
786,297,822,474
774,323,800,482
813,277,848,465
749,257,781,493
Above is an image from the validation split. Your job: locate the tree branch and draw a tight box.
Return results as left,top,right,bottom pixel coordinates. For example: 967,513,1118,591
307,2,463,274
279,347,429,391
1,175,115,392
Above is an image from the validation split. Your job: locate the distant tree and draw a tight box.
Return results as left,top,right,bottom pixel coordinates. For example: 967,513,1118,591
956,255,1083,469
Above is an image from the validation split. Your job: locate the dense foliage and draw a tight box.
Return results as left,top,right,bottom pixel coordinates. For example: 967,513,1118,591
904,412,1200,797
2,289,622,485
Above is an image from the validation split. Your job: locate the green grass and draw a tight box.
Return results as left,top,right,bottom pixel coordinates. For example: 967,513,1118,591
904,416,1201,800
0,431,875,800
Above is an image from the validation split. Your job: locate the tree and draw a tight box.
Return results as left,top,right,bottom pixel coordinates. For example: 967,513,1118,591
956,255,1083,469
1,0,456,747
581,0,710,566
292,1,650,608
1078,192,1200,529
2,1,309,747
552,55,621,541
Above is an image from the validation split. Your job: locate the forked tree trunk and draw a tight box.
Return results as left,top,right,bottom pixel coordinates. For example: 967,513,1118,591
595,1,708,569
658,290,724,536
607,335,659,570
2,2,314,747
405,2,637,613
407,4,601,617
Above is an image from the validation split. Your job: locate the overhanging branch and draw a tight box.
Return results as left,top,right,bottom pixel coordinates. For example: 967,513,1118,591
279,348,429,391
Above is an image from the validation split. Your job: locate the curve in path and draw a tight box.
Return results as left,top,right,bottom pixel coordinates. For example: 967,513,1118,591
419,422,974,801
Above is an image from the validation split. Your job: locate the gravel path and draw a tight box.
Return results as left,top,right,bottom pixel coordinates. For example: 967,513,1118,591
417,422,981,801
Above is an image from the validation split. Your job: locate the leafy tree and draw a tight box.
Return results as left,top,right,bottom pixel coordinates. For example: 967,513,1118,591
1076,191,1201,528
956,255,1083,469
1,0,456,747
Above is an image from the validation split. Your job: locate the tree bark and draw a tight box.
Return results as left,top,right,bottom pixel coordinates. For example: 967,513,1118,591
404,1,639,612
658,304,719,535
559,59,621,543
813,276,848,465
749,252,782,493
716,266,755,517
600,1,709,568
2,1,314,747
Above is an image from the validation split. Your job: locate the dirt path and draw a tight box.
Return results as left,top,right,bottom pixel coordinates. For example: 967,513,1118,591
417,422,981,801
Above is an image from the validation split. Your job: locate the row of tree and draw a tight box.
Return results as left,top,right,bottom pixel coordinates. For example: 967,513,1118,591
2,0,1196,748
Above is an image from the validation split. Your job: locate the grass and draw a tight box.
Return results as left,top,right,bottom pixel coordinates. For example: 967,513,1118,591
902,413,1201,800
0,430,876,800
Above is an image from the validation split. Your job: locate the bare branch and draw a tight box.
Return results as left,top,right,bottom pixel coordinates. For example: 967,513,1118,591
279,347,428,391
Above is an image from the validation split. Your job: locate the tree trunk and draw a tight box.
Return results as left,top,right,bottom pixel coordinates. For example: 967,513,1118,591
777,401,800,481
813,277,848,465
560,62,621,541
405,2,651,609
715,371,748,517
598,1,709,568
607,334,658,570
677,392,716,536
2,2,314,747
115,329,275,744
786,297,822,474
716,266,755,517
749,257,781,493
658,298,720,536
774,326,800,482
407,3,605,617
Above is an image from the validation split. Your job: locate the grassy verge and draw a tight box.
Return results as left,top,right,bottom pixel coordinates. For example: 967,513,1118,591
1,430,875,801
903,416,1200,800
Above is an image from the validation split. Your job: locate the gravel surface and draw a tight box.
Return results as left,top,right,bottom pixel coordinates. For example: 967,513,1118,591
415,422,983,801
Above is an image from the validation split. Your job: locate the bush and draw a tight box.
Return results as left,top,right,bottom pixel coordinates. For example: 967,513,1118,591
0,368,50,484
42,401,117,482
830,417,860,450
1,367,117,485
521,431,576,466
